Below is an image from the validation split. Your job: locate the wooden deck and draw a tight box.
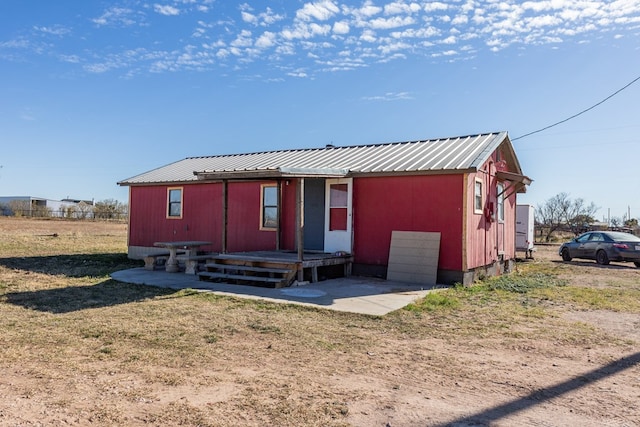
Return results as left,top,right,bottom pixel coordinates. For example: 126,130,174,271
198,251,353,288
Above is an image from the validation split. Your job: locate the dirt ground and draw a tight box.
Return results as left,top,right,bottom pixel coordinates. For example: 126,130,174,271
0,219,638,426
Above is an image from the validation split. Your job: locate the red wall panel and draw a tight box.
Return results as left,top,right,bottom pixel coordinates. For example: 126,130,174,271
129,180,298,253
352,175,464,270
279,180,297,251
129,184,221,252
465,159,518,270
226,182,276,252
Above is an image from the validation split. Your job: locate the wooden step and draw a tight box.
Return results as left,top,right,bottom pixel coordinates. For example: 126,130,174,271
203,262,292,275
198,271,283,284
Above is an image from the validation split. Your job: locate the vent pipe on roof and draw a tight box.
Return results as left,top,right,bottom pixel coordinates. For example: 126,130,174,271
326,143,335,148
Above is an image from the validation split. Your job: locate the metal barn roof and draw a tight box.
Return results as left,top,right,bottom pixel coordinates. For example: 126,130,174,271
118,131,521,185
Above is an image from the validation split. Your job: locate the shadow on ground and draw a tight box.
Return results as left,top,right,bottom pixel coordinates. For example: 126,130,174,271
0,253,142,277
552,259,639,270
434,351,640,426
3,279,176,314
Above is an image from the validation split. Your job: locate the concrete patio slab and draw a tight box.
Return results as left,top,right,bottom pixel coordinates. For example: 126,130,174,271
111,268,442,316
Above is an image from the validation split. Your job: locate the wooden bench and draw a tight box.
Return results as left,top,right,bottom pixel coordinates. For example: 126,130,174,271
176,253,218,275
143,251,186,270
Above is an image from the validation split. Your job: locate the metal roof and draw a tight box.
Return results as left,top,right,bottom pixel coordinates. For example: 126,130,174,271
118,131,519,185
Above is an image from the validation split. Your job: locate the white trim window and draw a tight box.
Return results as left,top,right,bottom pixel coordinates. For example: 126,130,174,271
260,184,278,230
496,182,505,222
167,187,183,218
474,179,483,213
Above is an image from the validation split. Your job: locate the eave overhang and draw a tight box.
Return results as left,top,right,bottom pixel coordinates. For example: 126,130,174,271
496,170,533,198
194,167,350,181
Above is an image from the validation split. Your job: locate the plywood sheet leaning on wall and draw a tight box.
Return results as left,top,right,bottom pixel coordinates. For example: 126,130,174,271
387,231,441,285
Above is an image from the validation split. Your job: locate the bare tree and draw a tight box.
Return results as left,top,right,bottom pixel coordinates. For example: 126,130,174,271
536,193,598,241
610,217,622,228
76,202,94,220
625,218,638,228
536,193,570,242
564,197,598,235
94,199,127,220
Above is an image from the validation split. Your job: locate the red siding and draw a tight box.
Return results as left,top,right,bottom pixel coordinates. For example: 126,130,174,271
129,180,298,253
280,180,297,251
128,158,519,278
227,182,276,252
464,158,518,270
352,175,464,270
129,184,221,252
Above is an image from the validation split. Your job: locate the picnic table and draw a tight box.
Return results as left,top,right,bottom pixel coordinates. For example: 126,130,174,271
153,241,211,273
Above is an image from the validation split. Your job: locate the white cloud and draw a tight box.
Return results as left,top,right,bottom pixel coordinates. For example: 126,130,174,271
260,8,285,25
154,4,180,16
369,15,416,30
441,35,457,44
358,1,383,17
423,2,449,13
527,15,562,28
360,29,377,43
390,26,439,38
287,69,308,77
30,0,640,78
231,30,253,47
256,31,277,48
384,2,422,16
451,14,469,26
0,38,30,49
241,5,284,26
92,7,137,27
281,22,332,40
296,1,340,21
378,40,411,54
241,11,258,25
362,91,413,101
333,21,350,34
59,54,81,63
216,48,230,58
34,25,71,36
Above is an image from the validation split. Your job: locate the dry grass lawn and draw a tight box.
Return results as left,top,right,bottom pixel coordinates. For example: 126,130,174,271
0,217,638,426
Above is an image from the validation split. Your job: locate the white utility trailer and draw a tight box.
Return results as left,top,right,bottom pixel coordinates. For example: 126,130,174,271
516,204,535,258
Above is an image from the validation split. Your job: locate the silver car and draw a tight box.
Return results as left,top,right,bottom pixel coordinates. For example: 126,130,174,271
559,231,640,267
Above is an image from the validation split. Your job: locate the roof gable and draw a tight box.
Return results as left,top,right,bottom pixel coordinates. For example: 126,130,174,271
119,131,520,185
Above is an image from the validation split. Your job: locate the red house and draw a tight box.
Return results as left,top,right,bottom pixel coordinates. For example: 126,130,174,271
118,132,532,285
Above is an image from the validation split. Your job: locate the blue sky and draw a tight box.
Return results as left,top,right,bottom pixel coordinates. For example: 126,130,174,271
1,0,639,222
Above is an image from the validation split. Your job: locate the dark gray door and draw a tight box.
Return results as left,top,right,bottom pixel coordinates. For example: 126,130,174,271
304,178,325,251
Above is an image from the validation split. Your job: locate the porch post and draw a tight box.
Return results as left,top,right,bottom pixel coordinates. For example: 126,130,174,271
296,178,305,281
221,179,228,254
276,180,281,251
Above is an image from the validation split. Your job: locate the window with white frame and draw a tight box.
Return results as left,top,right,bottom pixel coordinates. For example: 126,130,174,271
261,184,278,229
474,179,483,213
496,182,505,222
167,187,183,218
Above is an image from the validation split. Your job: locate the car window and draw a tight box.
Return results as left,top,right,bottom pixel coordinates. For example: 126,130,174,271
576,234,591,243
589,233,604,242
606,232,640,242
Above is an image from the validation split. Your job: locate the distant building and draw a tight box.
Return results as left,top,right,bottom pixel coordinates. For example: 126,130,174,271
0,196,91,218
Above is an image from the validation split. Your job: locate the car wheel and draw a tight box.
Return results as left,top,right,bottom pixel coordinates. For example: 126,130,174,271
561,249,572,262
596,250,610,265
634,262,640,268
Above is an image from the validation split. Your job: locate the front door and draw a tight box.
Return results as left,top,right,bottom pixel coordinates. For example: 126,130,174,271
303,178,325,251
324,178,353,253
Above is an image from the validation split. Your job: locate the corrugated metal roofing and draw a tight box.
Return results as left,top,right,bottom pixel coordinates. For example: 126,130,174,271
118,131,516,185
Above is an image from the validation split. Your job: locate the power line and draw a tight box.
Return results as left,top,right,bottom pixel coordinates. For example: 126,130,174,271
512,75,640,141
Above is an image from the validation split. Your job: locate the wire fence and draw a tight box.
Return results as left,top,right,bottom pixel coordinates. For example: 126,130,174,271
0,208,128,221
